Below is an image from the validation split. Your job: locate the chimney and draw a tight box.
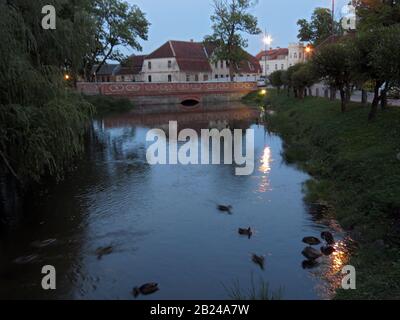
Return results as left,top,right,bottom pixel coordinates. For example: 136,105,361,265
190,39,194,42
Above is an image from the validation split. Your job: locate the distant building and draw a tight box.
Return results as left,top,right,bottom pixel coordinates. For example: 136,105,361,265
115,55,146,82
142,40,261,83
257,43,306,77
91,64,119,82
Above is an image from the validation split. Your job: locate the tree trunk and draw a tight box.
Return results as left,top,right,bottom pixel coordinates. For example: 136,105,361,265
340,89,346,113
381,90,388,110
361,89,368,105
330,87,336,101
345,84,352,103
369,82,382,120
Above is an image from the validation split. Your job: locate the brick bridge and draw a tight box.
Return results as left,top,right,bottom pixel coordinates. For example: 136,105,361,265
76,81,258,106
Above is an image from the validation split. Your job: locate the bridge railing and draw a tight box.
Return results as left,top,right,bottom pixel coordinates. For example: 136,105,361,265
76,81,258,97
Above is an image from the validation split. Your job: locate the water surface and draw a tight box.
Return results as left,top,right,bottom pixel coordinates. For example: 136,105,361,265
0,102,349,300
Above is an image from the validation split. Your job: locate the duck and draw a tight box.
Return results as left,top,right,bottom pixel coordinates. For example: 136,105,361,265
321,245,335,256
217,205,232,214
95,246,113,259
133,283,159,297
302,246,323,260
252,254,265,270
238,227,253,239
321,231,335,245
302,236,321,245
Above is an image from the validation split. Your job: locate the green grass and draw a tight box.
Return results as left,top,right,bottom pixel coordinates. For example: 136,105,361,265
84,95,135,116
243,89,400,299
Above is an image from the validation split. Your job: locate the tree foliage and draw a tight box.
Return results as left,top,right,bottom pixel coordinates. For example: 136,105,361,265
0,0,94,185
297,8,342,46
312,42,355,112
205,0,261,80
89,0,150,77
268,70,284,92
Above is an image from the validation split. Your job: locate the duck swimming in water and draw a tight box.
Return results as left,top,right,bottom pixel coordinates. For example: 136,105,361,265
321,231,335,245
217,205,232,214
252,254,265,270
238,227,253,239
321,245,335,256
95,246,113,260
302,247,323,260
302,236,321,245
133,283,159,297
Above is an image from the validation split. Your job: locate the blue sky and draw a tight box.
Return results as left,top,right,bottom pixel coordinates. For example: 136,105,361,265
127,0,349,56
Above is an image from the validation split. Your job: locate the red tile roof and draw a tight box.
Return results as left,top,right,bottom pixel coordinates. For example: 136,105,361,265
116,55,146,75
146,40,261,74
146,40,212,73
256,48,289,61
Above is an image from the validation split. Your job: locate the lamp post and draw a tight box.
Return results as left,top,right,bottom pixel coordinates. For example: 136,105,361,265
332,0,335,36
263,30,273,81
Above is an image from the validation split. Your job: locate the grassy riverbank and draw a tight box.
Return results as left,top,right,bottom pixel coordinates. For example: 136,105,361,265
244,90,400,299
84,95,135,116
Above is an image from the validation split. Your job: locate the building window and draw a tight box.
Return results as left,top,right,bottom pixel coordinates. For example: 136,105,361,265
148,75,152,82
148,61,152,70
275,64,278,70
107,76,110,82
220,75,224,78
226,61,230,67
294,53,297,59
121,76,125,82
220,61,224,68
281,64,284,70
168,60,172,68
203,74,209,81
215,75,218,79
195,74,199,82
215,62,218,69
299,53,302,59
226,74,229,78
168,74,172,82
186,74,190,82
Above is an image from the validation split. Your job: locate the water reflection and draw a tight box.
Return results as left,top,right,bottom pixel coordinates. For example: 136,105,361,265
258,146,272,193
0,102,350,300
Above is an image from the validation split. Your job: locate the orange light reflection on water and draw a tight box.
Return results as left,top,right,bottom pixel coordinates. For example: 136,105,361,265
258,147,272,193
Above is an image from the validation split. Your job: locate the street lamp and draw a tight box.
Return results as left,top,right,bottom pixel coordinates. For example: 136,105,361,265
262,31,273,80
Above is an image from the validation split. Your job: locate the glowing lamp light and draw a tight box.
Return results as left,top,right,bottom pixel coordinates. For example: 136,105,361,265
64,74,70,80
263,35,273,47
260,89,267,95
305,46,312,53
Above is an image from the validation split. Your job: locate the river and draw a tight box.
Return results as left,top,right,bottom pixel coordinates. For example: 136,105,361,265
0,102,350,300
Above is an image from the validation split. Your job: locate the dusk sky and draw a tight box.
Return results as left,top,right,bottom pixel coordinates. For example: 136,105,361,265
127,0,349,56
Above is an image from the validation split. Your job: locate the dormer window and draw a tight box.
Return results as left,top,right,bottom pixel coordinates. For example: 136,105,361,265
148,61,152,70
168,60,172,68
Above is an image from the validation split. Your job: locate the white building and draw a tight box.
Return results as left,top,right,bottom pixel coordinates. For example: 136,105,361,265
257,43,306,77
142,40,262,83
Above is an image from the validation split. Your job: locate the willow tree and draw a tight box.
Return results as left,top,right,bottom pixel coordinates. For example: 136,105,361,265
205,0,261,81
0,0,94,189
